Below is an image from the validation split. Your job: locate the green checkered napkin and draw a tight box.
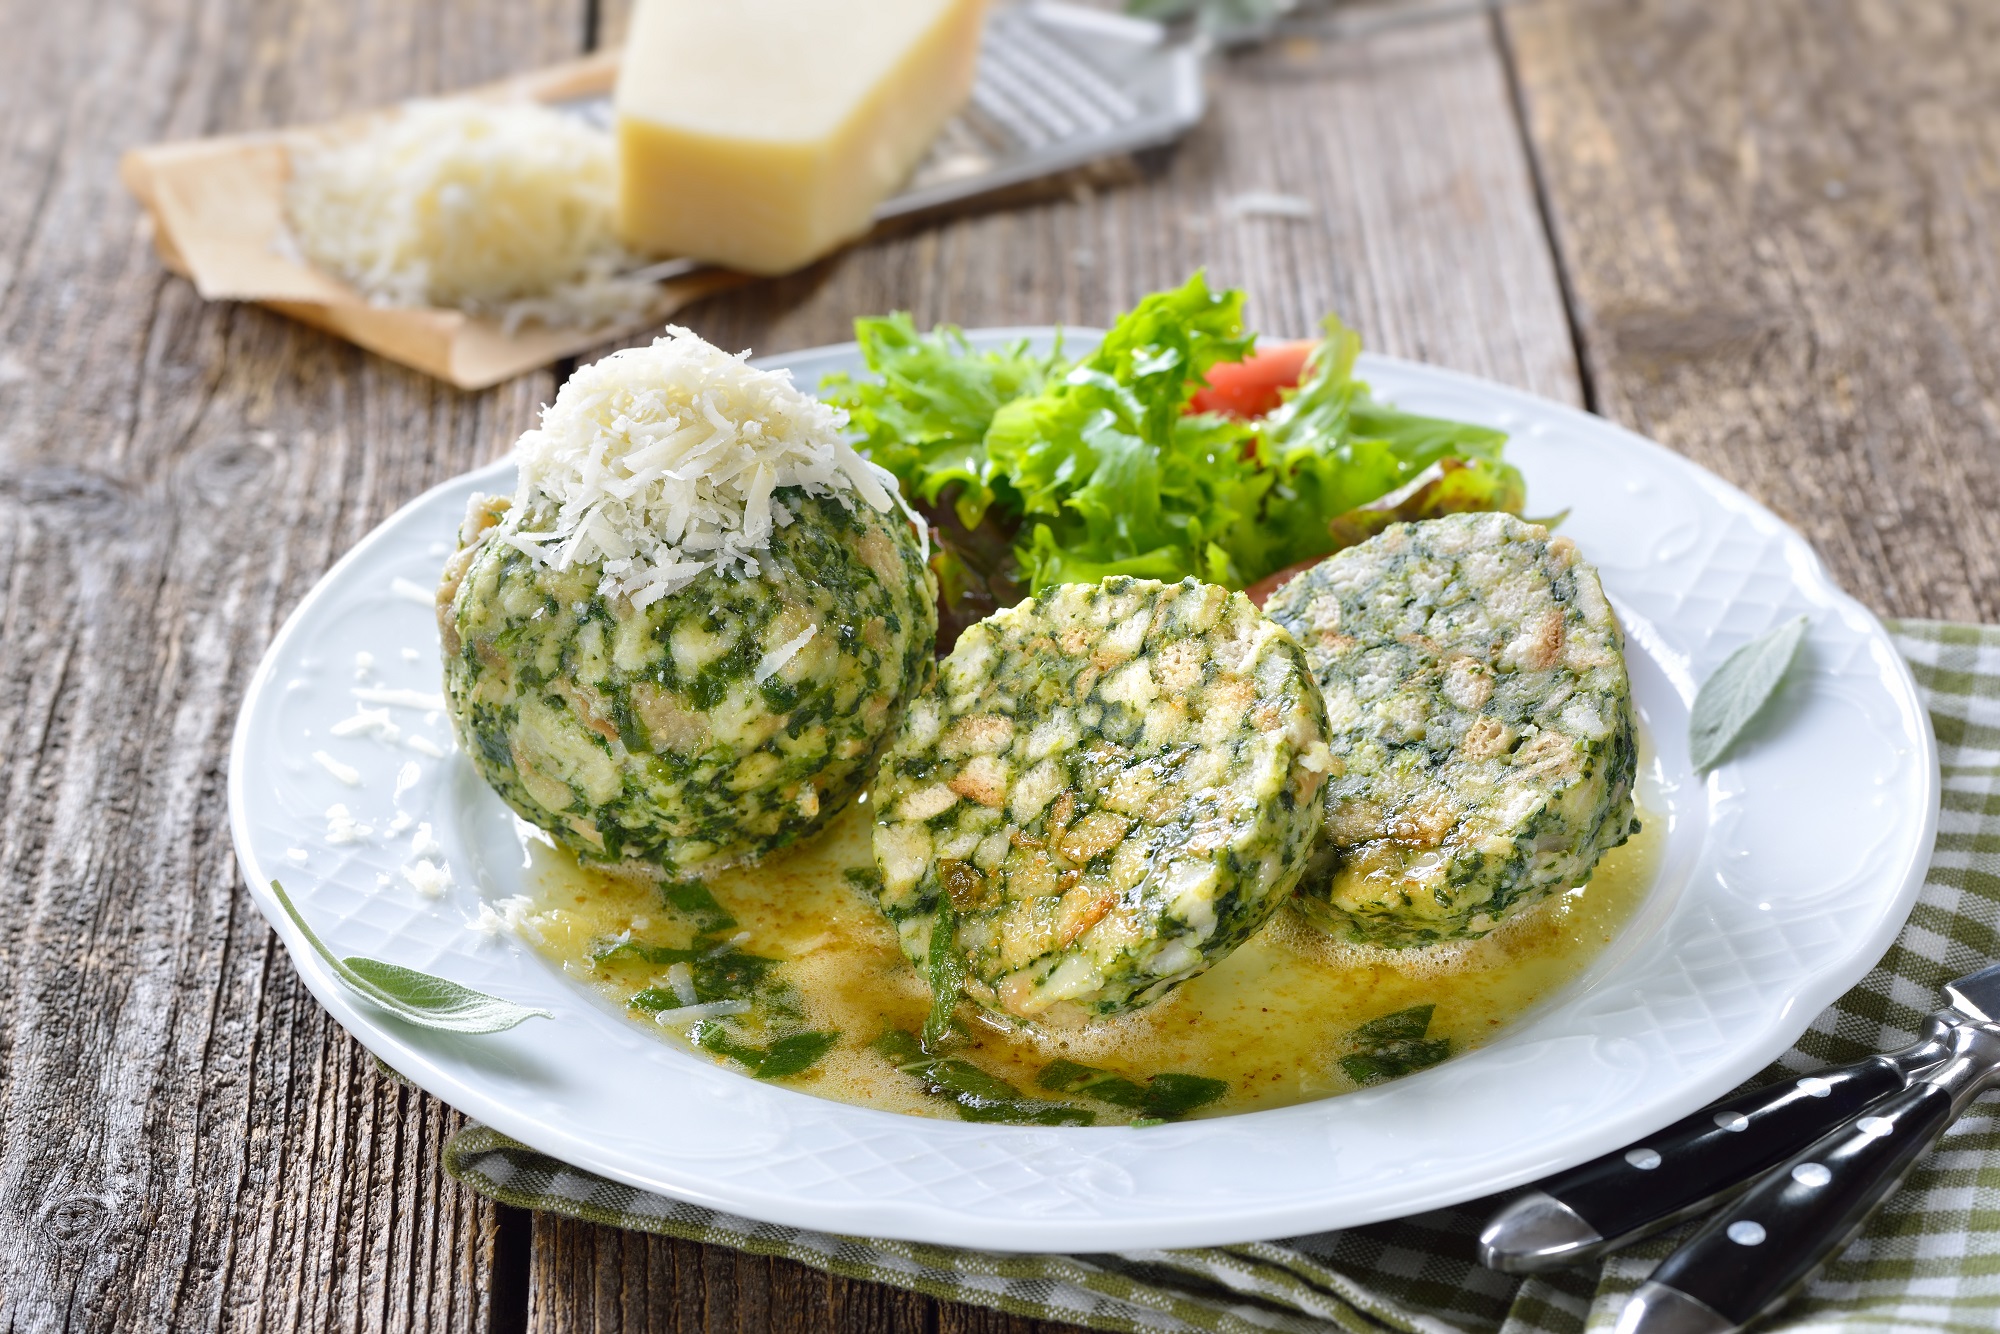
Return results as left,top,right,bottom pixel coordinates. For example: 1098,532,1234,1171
444,620,2000,1333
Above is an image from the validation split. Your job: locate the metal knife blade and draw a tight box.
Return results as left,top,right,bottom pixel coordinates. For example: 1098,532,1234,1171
1943,960,2000,1022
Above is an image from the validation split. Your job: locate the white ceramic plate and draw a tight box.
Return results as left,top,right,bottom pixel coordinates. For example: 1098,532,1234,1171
228,332,1937,1251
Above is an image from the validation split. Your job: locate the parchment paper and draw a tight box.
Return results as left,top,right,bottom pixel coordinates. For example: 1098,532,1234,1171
119,53,740,390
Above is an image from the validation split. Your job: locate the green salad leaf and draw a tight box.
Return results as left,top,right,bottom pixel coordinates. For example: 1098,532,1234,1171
821,317,1061,645
1252,320,1519,575
824,274,1525,643
986,274,1260,591
820,314,1064,529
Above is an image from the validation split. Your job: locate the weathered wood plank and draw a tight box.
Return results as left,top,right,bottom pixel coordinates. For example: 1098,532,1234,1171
1502,0,2000,621
529,1213,1071,1334
526,12,1577,1334
0,0,582,1328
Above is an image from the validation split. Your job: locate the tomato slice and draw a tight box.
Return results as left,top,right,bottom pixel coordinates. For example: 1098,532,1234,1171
1187,339,1316,419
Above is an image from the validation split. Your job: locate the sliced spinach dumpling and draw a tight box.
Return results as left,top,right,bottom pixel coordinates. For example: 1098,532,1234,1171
870,577,1334,1020
1263,512,1639,948
438,327,936,875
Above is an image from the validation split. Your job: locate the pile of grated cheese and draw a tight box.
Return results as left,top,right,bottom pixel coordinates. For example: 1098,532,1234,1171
496,326,921,608
284,98,658,331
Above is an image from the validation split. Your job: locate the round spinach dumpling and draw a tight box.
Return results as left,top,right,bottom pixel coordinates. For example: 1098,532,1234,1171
440,487,935,873
870,577,1334,1020
1263,512,1639,948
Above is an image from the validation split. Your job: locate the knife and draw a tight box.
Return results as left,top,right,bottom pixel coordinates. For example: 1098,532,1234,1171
1477,1014,1960,1273
1611,962,2000,1334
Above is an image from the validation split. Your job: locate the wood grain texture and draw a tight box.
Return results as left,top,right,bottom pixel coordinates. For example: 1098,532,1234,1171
528,1214,1059,1334
0,0,576,1328
1502,0,2000,620
525,12,1576,1334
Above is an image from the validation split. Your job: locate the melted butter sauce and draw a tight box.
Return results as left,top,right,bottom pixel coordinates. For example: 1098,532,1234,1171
519,793,1661,1122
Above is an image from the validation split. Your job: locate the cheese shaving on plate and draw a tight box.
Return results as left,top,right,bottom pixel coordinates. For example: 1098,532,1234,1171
497,326,924,607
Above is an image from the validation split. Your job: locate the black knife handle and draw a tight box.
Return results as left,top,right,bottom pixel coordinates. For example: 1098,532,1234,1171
1640,1080,1954,1328
1627,1020,2000,1332
1480,1018,1953,1273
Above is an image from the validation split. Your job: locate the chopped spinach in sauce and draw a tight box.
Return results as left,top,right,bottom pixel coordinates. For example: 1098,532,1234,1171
593,886,835,1080
872,1029,1096,1126
1035,1059,1227,1122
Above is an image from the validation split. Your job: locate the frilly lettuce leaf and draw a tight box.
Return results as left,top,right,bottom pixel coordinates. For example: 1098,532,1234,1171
819,314,1063,530
825,275,1524,641
1244,316,1513,576
1325,456,1529,550
986,274,1264,591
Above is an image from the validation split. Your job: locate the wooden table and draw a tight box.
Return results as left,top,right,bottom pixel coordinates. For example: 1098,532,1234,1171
4,0,1997,1328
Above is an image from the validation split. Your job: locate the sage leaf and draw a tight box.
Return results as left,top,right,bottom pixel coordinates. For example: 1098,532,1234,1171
1689,616,1809,772
269,880,552,1034
1348,1003,1434,1047
1341,1041,1451,1086
1339,1003,1451,1086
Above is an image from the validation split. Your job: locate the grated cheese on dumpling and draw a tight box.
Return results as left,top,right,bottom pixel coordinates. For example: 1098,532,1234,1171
284,98,657,331
497,326,924,607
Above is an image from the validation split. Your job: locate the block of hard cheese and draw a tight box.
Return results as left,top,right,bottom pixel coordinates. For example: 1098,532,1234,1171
614,0,988,276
